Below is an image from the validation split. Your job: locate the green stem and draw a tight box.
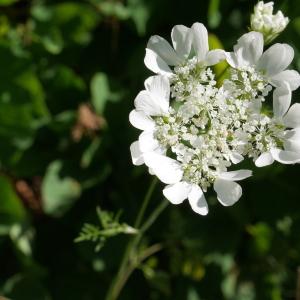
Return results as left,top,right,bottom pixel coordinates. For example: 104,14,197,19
134,178,158,228
105,178,168,300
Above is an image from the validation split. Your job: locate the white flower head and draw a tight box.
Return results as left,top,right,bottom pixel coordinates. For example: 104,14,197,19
250,1,289,44
144,23,225,77
130,18,300,216
226,31,300,93
255,82,300,167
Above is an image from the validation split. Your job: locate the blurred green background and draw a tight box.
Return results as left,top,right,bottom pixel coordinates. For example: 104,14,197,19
1,0,300,299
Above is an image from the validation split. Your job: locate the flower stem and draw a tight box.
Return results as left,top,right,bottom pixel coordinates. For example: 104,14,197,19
105,178,168,300
134,178,158,228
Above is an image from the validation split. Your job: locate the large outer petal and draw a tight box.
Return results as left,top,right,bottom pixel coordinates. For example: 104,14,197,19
218,170,252,181
270,70,300,91
171,25,192,59
255,152,274,167
129,110,155,131
139,131,159,153
237,31,263,65
147,35,182,66
258,44,294,76
191,23,209,61
229,152,244,164
144,48,173,76
284,128,300,154
130,141,144,166
214,179,242,206
188,184,208,215
144,75,170,104
163,181,191,204
283,103,300,128
143,152,183,184
270,148,300,164
226,32,263,68
204,49,225,66
134,89,168,116
273,82,291,119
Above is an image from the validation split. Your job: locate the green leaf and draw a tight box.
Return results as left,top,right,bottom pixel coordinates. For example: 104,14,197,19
42,160,81,217
188,287,201,300
81,137,101,168
90,73,110,114
3,274,51,300
208,0,221,29
0,0,19,5
128,0,150,35
96,1,131,20
0,175,27,225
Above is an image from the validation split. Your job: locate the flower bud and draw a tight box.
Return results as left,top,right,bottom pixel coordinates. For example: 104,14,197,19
250,1,289,45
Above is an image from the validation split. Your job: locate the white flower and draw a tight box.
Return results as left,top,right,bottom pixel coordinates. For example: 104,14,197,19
255,83,300,167
129,75,170,166
226,31,300,92
250,1,289,44
130,18,300,216
144,23,224,76
161,170,252,215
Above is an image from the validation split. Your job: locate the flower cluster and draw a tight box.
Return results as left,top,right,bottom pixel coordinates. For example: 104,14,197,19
130,3,300,215
250,1,289,44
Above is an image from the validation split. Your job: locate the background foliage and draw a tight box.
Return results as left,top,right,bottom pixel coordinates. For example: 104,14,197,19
1,0,300,299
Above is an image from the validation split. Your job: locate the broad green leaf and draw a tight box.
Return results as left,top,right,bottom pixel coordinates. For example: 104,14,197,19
247,222,273,255
128,0,150,35
90,73,110,114
208,0,221,29
42,160,81,217
31,2,100,54
3,274,51,300
187,287,201,300
0,0,19,5
0,175,27,224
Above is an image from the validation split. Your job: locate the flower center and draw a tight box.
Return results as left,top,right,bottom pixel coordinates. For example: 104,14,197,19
225,66,271,101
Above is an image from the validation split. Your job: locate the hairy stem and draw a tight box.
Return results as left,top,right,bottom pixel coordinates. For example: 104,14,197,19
105,178,168,300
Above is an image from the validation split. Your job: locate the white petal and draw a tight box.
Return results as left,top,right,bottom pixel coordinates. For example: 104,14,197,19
273,82,291,118
283,103,300,128
229,152,244,164
130,141,144,166
225,51,239,68
171,25,192,59
148,167,155,175
218,170,252,181
255,152,274,167
144,48,173,76
284,140,300,153
191,23,209,61
284,128,300,141
147,35,182,66
144,75,170,104
234,31,264,66
134,90,167,116
163,181,191,204
284,129,300,152
204,49,225,66
143,152,183,184
214,179,242,207
188,184,208,215
129,110,155,131
139,131,159,153
258,44,294,76
270,148,300,164
270,70,300,91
